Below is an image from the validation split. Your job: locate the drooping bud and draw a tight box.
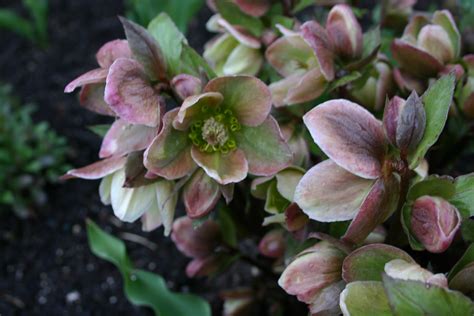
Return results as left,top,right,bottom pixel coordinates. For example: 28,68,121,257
221,288,256,316
384,259,448,288
278,241,345,304
258,230,286,258
171,216,222,258
410,196,461,253
326,4,363,60
383,91,426,152
171,74,202,100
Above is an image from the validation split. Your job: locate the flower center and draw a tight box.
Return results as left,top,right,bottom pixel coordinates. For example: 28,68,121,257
188,106,241,154
201,117,228,147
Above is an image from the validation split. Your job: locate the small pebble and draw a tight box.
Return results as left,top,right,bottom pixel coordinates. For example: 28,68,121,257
66,291,81,304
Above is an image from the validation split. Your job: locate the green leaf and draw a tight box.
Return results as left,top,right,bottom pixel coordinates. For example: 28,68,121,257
292,0,315,13
87,124,111,137
461,219,474,243
264,181,290,214
86,220,211,316
125,0,204,33
448,243,474,280
0,9,35,42
23,0,48,45
408,75,456,169
345,27,381,71
449,173,474,218
406,176,456,202
342,244,414,282
148,13,186,77
382,274,474,315
328,72,362,91
215,0,264,37
401,203,425,251
341,281,393,316
179,44,217,79
218,205,238,247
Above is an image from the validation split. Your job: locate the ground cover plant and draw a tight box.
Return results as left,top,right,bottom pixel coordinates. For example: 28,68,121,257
63,0,474,315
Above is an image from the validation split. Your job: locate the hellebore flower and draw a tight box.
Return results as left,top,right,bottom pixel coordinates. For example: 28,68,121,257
171,216,223,277
258,229,286,259
349,56,395,110
266,22,334,107
392,10,460,78
204,15,263,76
278,241,346,314
295,99,400,244
206,0,270,17
410,195,461,253
384,259,448,288
65,39,131,116
144,75,293,185
326,4,363,60
383,91,426,154
280,124,311,168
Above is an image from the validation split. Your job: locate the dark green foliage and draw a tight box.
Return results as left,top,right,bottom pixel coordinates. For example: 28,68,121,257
0,0,48,47
0,85,69,217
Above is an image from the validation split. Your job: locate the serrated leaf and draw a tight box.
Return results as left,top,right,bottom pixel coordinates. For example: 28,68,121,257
86,220,211,316
408,75,455,169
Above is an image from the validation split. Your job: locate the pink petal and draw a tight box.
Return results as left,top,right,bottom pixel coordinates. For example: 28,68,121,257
99,119,157,158
105,58,162,127
61,156,126,180
391,39,443,78
191,147,248,185
171,216,221,258
234,0,269,17
173,92,223,131
170,74,203,100
144,109,196,179
300,21,335,80
79,84,116,116
204,76,271,126
303,99,386,179
285,67,328,105
342,174,400,244
235,116,292,176
64,68,109,93
183,169,221,218
294,160,375,222
96,39,132,69
217,17,261,48
186,255,221,278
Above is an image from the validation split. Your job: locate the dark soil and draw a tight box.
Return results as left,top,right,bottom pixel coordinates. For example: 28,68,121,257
0,1,256,315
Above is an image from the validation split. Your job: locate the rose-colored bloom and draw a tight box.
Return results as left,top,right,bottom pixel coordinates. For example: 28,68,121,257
65,39,131,116
295,99,400,244
171,216,224,277
392,10,460,78
410,195,461,253
278,241,345,313
144,75,292,185
204,15,263,76
326,4,363,60
266,22,334,107
384,259,448,287
383,91,426,153
258,230,286,258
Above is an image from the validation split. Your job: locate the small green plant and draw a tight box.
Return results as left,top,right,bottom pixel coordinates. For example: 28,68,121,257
125,0,204,32
0,85,69,217
0,0,48,47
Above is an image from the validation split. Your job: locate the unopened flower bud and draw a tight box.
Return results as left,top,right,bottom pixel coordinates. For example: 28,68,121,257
171,74,202,100
410,196,461,253
171,216,221,258
258,230,286,258
221,288,255,316
326,4,363,60
383,91,426,152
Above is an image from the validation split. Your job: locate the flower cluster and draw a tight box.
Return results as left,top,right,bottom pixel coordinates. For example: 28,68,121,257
66,1,474,315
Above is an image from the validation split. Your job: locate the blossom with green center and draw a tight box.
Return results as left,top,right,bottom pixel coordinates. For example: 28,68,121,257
144,75,293,186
